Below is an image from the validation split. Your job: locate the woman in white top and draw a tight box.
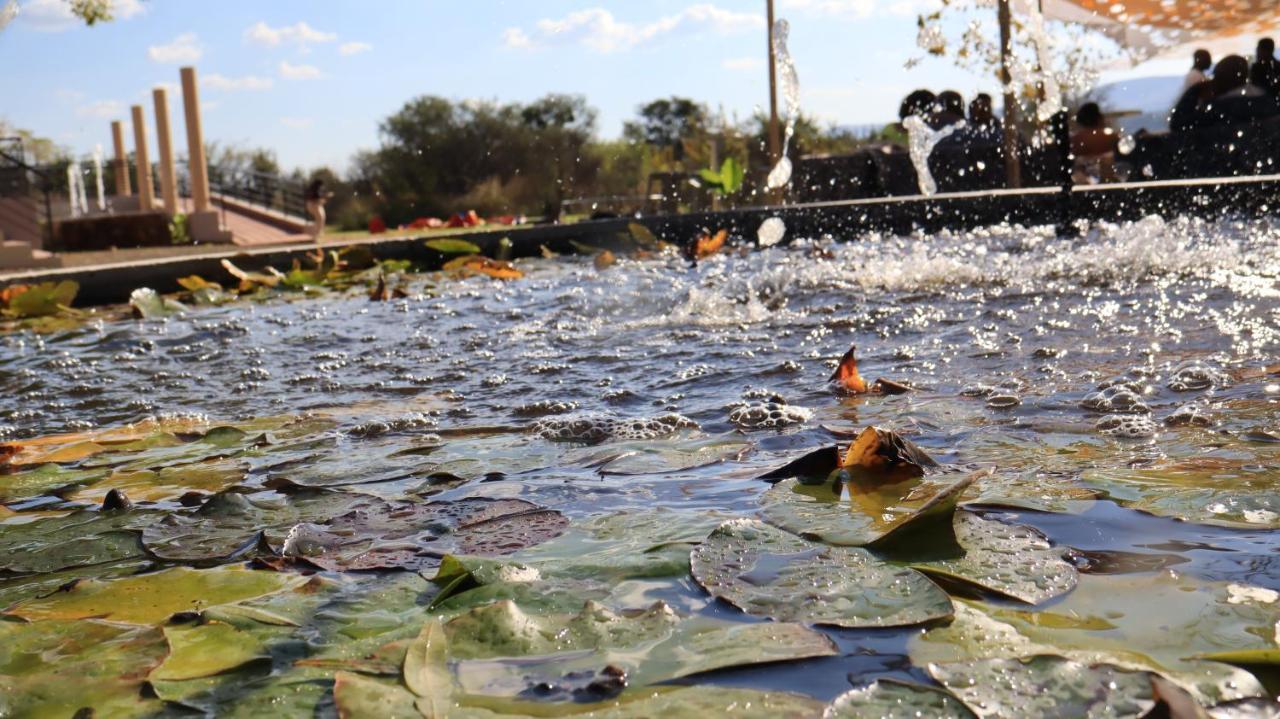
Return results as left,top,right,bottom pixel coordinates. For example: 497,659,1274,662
1182,49,1212,94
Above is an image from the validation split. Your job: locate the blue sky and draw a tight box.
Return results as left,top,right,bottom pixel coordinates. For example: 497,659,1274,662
0,0,1184,172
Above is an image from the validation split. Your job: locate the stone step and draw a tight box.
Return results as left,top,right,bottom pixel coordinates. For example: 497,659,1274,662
0,240,63,270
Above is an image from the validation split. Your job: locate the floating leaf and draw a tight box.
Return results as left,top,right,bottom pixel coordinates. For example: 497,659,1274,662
590,434,751,475
404,619,452,717
1198,649,1280,667
221,258,282,291
0,509,145,574
1083,460,1280,528
842,426,939,487
628,222,664,250
0,462,107,503
760,471,978,549
333,671,420,719
447,598,836,699
279,496,567,572
829,345,869,394
690,519,953,628
911,511,1078,604
0,619,166,718
442,255,524,280
426,239,482,255
150,622,269,681
756,445,840,482
6,565,308,625
691,228,727,260
1,280,78,318
469,686,824,718
70,458,248,505
827,678,976,719
928,655,1156,719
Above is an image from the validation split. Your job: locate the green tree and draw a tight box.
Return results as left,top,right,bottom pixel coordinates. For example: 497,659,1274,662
623,97,707,163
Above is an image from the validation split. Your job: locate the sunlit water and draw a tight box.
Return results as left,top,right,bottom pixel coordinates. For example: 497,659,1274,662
3,213,1280,712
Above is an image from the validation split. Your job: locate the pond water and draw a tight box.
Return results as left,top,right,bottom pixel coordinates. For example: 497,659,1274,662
2,213,1280,717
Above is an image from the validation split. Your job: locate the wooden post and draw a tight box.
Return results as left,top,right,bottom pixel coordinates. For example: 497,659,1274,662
998,0,1023,189
766,0,781,165
110,120,131,196
180,66,211,213
130,105,154,211
153,87,179,215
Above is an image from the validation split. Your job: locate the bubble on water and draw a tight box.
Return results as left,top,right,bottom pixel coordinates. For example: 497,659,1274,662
1080,387,1149,414
513,400,579,418
986,394,1021,409
532,412,698,444
1166,362,1228,392
728,401,812,429
1095,414,1156,438
1164,403,1212,427
347,413,438,439
758,217,786,247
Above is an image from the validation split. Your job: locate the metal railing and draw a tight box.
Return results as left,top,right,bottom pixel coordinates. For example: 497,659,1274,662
201,164,308,221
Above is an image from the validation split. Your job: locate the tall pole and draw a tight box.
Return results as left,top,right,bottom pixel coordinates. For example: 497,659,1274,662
130,105,154,211
767,0,781,165
180,66,211,213
998,0,1023,188
153,87,179,214
110,120,131,197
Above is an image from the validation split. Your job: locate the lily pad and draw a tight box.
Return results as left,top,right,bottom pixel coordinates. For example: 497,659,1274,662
589,435,752,476
1082,460,1280,528
447,599,837,699
0,619,166,718
0,508,146,574
279,496,567,572
150,622,270,681
71,458,249,505
334,671,420,719
690,519,953,628
0,463,107,504
911,511,1078,604
467,686,824,718
842,426,939,487
760,471,979,549
405,619,452,717
826,678,976,719
928,655,1155,719
426,239,483,255
6,565,309,624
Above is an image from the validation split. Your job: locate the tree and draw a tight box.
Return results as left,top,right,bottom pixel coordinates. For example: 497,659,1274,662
66,0,117,25
623,97,707,161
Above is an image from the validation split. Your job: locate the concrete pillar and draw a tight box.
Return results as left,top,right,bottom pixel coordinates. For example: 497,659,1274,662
130,105,154,211
152,87,179,215
180,66,211,213
110,121,131,197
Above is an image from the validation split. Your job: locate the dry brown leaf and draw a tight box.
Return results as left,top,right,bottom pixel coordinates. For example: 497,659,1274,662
594,250,617,270
694,228,728,259
842,426,938,487
829,345,869,394
369,274,390,302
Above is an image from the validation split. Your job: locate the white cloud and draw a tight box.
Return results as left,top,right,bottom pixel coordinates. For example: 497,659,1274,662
76,99,125,119
722,56,763,71
279,61,322,80
280,117,314,129
202,73,274,91
19,0,144,32
148,33,203,63
503,4,764,53
339,41,372,56
244,20,337,48
778,0,935,18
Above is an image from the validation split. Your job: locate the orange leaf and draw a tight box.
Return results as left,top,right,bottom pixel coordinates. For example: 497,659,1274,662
0,284,31,308
841,426,938,488
369,274,390,302
829,345,869,394
694,229,728,259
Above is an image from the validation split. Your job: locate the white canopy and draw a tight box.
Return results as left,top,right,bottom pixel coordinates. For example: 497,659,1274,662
1041,0,1280,59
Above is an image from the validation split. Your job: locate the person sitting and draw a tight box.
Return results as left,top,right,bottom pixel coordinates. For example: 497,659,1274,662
1171,55,1280,131
1182,49,1212,94
930,90,966,130
1070,102,1117,183
1251,38,1280,96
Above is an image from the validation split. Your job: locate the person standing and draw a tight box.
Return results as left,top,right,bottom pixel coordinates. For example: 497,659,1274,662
305,179,330,240
1251,38,1280,96
1182,49,1212,93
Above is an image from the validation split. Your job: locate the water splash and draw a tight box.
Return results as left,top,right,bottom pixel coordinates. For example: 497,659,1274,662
766,18,800,191
92,145,106,210
66,161,88,218
758,217,786,247
1018,0,1062,122
902,115,965,196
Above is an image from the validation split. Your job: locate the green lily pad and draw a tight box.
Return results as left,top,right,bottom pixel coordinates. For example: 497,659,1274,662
141,489,365,563
0,619,166,718
426,239,483,255
448,599,836,700
690,519,953,628
278,496,567,572
760,472,978,549
909,572,1274,705
3,280,79,318
1082,460,1280,528
0,559,152,610
0,463,107,503
71,458,249,505
911,511,1078,604
150,622,270,681
826,678,976,719
428,555,609,614
334,671,421,718
129,287,187,318
928,655,1156,719
588,435,752,475
6,565,309,624
0,508,146,574
464,686,824,718
405,619,452,717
